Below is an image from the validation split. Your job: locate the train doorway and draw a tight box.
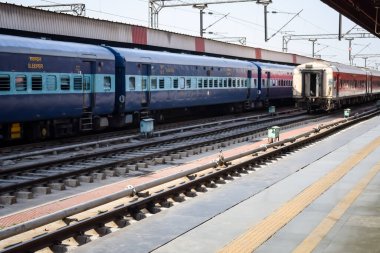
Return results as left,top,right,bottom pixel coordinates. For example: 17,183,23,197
140,64,151,108
303,71,323,97
81,61,95,110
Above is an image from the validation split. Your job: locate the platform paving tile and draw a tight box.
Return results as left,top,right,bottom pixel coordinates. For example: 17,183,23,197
73,116,380,253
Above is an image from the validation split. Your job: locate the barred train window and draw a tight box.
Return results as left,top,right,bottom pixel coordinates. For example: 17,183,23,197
61,76,70,91
159,78,165,89
203,79,208,88
129,77,135,90
46,75,57,91
0,75,10,91
214,79,218,88
104,76,111,91
73,76,83,90
198,79,202,88
32,76,42,91
186,79,191,89
173,78,179,89
16,75,27,91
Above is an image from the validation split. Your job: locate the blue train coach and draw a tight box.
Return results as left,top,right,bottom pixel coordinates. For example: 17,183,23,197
109,47,260,124
0,35,116,140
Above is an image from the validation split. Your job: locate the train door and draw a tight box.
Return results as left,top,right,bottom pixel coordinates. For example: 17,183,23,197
140,64,151,108
366,71,372,95
247,70,252,99
266,71,271,101
336,74,340,97
79,61,95,131
81,61,95,110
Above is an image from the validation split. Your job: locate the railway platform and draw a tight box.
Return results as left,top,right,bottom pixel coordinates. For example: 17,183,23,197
72,115,380,253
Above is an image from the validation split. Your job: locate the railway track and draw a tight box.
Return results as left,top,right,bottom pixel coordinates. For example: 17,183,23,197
0,109,295,164
1,107,378,253
0,110,312,204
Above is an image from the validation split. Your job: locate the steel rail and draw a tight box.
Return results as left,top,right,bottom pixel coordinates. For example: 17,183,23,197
0,113,309,194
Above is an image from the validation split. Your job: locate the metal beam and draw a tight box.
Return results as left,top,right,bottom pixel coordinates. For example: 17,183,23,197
31,3,86,16
148,0,271,28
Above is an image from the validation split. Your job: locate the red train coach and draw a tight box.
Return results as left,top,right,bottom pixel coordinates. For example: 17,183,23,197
293,61,380,111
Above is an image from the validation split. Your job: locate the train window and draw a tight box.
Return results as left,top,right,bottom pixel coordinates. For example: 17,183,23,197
224,79,227,87
218,79,223,88
203,79,208,88
208,79,212,88
15,75,27,91
173,78,179,89
245,79,248,87
198,79,202,88
84,76,91,91
237,79,240,87
186,78,191,89
254,79,257,87
73,76,83,91
290,80,293,86
142,78,147,90
214,79,218,88
46,75,57,91
61,76,70,91
0,75,10,91
159,78,165,89
32,76,43,91
129,77,135,90
151,78,157,89
232,79,236,87
104,76,111,91
228,78,232,88
179,78,185,89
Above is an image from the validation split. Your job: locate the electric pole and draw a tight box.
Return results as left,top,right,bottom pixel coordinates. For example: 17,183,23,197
309,39,317,58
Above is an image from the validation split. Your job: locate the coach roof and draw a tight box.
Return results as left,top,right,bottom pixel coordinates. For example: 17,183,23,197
0,34,114,60
112,47,256,69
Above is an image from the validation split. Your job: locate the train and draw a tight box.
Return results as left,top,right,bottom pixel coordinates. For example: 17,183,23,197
0,34,294,141
293,61,380,111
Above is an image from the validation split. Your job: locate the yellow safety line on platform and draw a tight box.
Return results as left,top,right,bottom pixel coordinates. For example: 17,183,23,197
293,160,380,253
219,136,380,253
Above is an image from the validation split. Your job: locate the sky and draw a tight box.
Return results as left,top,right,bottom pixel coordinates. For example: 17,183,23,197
3,0,380,68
